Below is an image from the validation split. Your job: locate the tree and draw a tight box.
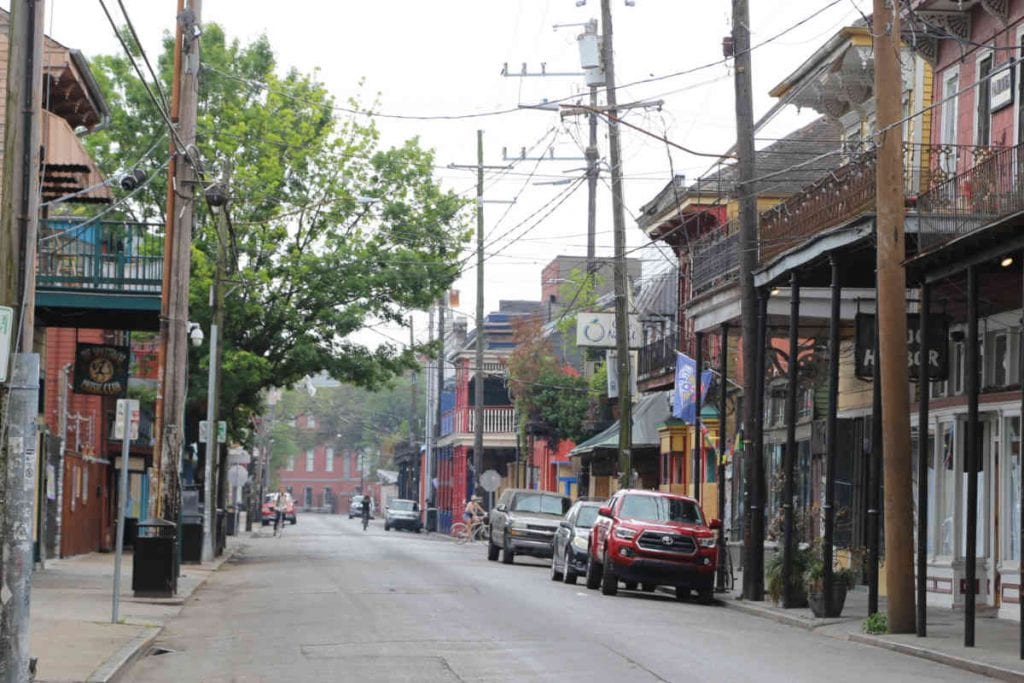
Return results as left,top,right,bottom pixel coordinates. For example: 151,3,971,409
84,25,469,438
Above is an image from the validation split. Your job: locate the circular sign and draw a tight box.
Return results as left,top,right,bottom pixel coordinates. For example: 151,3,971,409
228,464,249,488
479,469,501,493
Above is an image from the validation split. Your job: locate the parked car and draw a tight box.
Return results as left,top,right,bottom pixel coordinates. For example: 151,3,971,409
486,489,571,564
586,489,719,603
550,500,603,584
349,495,375,519
261,492,297,526
384,499,422,532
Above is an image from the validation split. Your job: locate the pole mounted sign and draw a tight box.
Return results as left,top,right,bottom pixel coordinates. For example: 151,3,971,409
854,313,949,381
199,419,227,444
0,305,12,382
576,312,641,349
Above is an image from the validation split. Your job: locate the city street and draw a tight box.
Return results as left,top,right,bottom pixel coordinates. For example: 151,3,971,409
127,515,985,682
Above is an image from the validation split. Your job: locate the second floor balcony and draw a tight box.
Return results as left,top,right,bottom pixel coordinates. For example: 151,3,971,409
35,219,163,331
440,405,517,439
638,333,678,381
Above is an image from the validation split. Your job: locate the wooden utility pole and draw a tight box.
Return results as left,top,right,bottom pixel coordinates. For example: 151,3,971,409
154,0,202,524
473,129,485,499
600,0,633,488
872,0,915,633
0,1,44,678
732,0,762,601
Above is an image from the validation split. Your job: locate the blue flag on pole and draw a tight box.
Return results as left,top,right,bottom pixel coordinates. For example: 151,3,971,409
672,352,713,424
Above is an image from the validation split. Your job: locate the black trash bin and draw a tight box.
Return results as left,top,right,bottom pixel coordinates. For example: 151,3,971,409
425,507,438,533
225,506,237,536
133,519,177,597
180,515,203,564
123,517,139,548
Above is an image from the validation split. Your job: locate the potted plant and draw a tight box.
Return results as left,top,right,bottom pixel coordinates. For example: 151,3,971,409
765,544,811,608
804,559,856,618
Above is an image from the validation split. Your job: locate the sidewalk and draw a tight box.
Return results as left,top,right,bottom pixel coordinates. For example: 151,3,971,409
30,534,243,683
714,569,1024,682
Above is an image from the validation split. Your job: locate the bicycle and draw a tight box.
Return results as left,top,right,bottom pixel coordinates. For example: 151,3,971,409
273,511,286,537
451,519,490,544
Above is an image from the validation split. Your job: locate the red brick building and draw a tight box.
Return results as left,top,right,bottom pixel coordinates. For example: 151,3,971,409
276,416,363,514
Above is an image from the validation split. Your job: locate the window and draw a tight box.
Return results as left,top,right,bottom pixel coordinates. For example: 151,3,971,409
324,487,333,507
986,330,1011,388
952,341,966,396
940,69,960,176
799,386,813,420
936,422,957,557
618,494,703,525
304,486,313,507
307,415,317,429
325,447,334,472
306,448,315,472
977,54,993,147
342,452,350,479
1005,416,1022,562
287,455,295,471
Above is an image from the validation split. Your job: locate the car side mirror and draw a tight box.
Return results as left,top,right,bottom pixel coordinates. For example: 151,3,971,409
559,520,571,529
709,518,722,530
496,504,507,512
598,506,612,517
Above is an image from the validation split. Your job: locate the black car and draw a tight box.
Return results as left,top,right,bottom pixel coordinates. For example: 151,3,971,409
550,500,603,584
384,499,422,532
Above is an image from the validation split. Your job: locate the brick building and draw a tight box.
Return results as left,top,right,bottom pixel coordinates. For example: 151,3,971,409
276,415,364,514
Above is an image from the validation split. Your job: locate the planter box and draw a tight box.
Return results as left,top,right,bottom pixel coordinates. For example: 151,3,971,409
808,584,848,618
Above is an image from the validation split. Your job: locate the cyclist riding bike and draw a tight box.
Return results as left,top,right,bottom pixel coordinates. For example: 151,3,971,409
273,487,289,536
360,495,372,531
463,496,486,541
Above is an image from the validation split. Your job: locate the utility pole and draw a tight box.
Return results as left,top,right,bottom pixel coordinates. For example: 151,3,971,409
434,296,445,512
201,162,230,562
0,1,44,678
599,0,633,489
154,0,201,527
732,0,762,602
409,316,416,445
873,0,915,633
473,130,485,499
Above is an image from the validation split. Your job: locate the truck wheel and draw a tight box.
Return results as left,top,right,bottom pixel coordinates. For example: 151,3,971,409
502,536,515,565
675,586,691,602
585,557,602,589
563,550,578,585
696,586,715,605
600,559,618,596
487,538,500,561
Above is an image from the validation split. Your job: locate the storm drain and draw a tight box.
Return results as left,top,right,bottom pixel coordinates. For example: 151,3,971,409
148,646,176,656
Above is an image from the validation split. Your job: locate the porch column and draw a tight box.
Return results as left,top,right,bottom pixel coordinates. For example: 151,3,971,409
869,307,882,615
751,288,769,600
1020,258,1024,658
782,273,800,607
823,255,841,616
965,265,979,647
716,322,729,593
695,331,704,502
916,281,930,636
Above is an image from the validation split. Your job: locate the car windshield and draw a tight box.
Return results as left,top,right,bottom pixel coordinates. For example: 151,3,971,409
513,493,568,515
390,500,415,511
618,495,703,525
575,506,599,528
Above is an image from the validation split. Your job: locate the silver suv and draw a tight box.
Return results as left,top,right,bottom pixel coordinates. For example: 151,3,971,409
487,489,570,565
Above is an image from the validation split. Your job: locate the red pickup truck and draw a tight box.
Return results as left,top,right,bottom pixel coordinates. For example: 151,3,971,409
586,489,720,603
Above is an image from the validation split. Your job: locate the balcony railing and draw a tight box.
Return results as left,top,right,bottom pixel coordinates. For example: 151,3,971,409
638,333,678,380
691,220,740,296
36,219,163,294
440,406,517,437
917,143,1023,251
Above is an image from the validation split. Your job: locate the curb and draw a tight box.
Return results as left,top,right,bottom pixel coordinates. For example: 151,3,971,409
85,626,160,683
847,634,1024,683
717,596,852,631
82,544,241,683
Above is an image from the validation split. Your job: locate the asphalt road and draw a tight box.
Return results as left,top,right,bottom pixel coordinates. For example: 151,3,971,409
128,513,986,682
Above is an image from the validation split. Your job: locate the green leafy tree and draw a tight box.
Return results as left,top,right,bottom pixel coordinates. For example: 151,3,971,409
84,25,469,438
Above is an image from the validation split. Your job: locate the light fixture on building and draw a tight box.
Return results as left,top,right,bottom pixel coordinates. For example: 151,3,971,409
1001,256,1014,268
770,287,780,296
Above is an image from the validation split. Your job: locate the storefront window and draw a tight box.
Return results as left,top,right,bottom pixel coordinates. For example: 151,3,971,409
936,422,956,557
1005,416,1021,562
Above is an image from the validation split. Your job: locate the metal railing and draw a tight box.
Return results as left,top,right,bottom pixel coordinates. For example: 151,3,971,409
638,333,678,380
36,219,164,293
917,143,1022,250
690,220,741,296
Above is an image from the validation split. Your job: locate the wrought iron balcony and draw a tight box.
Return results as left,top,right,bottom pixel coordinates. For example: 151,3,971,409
35,219,164,330
638,333,678,380
690,219,741,297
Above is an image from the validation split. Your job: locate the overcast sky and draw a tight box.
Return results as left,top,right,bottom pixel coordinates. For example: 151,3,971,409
37,0,870,349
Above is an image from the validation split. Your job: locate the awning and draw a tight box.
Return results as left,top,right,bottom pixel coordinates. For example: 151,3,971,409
41,110,112,205
569,390,671,457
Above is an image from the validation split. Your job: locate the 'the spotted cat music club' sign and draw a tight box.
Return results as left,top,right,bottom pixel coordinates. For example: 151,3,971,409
73,343,130,397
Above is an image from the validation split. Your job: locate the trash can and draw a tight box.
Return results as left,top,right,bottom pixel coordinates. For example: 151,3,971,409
425,507,438,533
123,517,139,548
180,515,203,564
133,519,177,597
225,506,237,536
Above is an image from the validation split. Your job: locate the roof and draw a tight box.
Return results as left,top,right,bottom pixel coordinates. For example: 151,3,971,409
634,267,678,320
569,390,671,456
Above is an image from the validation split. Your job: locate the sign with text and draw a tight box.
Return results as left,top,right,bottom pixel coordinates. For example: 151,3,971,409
991,64,1014,112
73,343,129,397
114,399,140,441
576,312,641,349
0,306,11,383
854,313,949,382
199,420,227,444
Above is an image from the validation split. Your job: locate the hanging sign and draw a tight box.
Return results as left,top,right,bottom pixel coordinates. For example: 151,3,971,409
990,64,1014,112
854,313,948,381
73,343,129,396
576,312,642,349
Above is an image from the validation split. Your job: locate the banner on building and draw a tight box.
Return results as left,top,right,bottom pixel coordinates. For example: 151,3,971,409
73,343,129,397
672,352,713,424
854,313,949,382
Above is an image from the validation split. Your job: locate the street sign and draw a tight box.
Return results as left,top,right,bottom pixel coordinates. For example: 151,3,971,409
575,312,642,349
479,469,502,492
0,305,12,382
114,399,140,441
199,420,228,444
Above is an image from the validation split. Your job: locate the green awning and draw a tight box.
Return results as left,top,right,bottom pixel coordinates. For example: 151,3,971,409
569,391,671,457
